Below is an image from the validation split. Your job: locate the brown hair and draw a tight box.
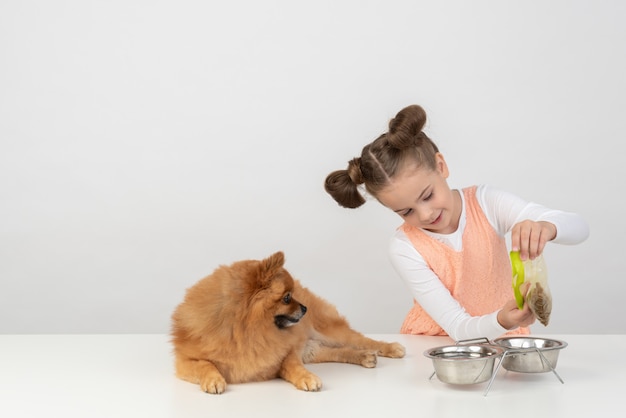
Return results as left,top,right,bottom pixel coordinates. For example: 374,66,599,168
324,105,439,208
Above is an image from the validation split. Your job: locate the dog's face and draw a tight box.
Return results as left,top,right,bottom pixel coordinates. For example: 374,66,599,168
272,288,307,329
245,251,307,329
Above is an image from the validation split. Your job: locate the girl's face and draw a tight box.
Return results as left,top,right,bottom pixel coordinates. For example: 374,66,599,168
377,153,461,234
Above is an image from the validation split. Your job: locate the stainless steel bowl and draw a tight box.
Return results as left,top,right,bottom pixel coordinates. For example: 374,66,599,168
424,344,505,385
493,336,567,373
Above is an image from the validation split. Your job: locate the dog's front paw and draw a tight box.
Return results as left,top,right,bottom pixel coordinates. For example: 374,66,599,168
200,375,227,394
293,372,323,392
379,342,406,358
359,351,378,368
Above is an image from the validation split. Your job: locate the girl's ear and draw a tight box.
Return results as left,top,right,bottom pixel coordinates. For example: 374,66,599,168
435,153,450,178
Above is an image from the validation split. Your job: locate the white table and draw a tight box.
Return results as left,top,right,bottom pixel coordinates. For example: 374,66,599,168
0,334,622,418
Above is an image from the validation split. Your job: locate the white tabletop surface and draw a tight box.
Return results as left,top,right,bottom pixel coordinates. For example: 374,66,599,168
0,333,622,418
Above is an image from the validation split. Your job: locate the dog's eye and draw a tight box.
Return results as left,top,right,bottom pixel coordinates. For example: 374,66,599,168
282,293,292,304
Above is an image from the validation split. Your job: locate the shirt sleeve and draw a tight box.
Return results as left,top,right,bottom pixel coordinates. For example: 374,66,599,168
389,231,508,341
478,185,590,244
388,184,590,342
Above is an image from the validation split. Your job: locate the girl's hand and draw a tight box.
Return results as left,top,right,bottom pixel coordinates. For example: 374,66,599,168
510,220,557,260
497,283,536,330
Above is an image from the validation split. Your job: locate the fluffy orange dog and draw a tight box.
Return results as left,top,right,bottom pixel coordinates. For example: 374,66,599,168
171,251,406,394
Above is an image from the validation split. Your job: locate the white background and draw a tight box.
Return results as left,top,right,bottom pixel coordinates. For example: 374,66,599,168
1,0,624,335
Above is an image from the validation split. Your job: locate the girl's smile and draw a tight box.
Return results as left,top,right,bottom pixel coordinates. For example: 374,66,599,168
429,212,442,225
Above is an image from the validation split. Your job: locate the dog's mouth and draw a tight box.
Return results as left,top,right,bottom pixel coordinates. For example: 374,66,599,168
274,304,307,329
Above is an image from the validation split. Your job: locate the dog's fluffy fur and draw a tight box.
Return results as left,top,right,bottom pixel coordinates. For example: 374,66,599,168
171,251,406,394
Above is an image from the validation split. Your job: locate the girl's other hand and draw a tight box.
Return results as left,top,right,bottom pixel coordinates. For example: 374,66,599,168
510,220,557,260
497,283,535,330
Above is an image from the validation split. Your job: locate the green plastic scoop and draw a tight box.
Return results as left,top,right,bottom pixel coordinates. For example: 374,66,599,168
510,251,525,309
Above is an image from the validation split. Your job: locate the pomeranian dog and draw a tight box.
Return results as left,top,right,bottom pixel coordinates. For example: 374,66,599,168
171,251,405,394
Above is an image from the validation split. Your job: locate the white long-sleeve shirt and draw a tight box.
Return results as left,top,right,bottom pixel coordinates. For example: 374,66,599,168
388,184,590,341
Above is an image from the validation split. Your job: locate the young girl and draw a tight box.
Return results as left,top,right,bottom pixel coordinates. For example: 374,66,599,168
324,104,589,341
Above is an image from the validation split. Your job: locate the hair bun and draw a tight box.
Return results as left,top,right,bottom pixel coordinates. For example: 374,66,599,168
324,158,366,209
387,105,427,149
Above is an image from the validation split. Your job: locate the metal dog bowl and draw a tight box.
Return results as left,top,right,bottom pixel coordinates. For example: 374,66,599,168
424,344,505,385
493,336,567,373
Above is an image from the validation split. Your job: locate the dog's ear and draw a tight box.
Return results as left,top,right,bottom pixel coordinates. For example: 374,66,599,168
261,251,285,273
256,252,285,286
